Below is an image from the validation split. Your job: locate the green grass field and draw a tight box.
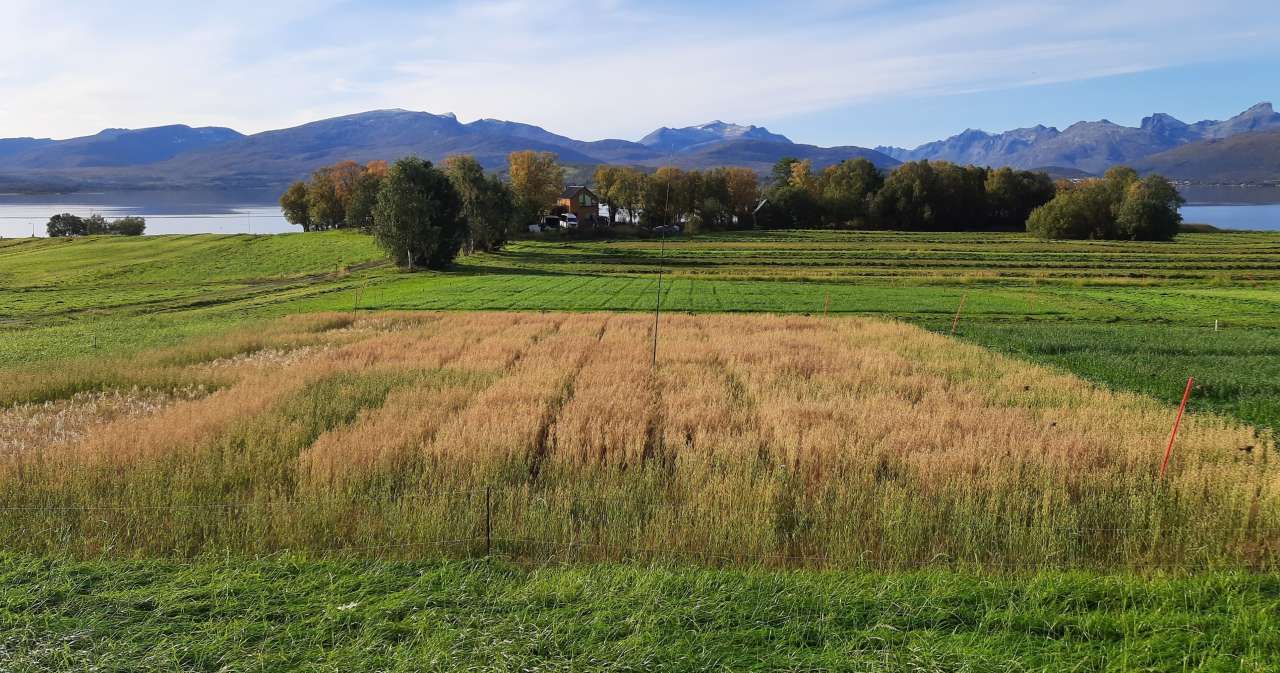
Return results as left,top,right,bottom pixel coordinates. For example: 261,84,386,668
4,229,1279,430
4,229,1279,671
3,555,1277,672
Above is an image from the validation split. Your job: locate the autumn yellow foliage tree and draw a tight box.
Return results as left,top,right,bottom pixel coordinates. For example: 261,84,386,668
508,151,565,225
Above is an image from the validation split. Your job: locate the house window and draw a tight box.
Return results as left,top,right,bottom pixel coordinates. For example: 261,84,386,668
580,194,592,206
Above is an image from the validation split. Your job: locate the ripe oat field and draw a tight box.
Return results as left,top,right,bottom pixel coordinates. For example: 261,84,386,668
3,311,1274,569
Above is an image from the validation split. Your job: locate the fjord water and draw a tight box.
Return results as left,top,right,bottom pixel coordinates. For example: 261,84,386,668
0,190,293,238
1180,186,1280,231
0,186,1277,237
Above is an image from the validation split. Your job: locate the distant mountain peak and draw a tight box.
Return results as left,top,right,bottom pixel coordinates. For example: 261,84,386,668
638,120,792,152
1140,113,1187,129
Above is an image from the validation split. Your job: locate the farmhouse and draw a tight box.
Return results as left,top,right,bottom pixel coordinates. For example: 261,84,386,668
557,185,602,226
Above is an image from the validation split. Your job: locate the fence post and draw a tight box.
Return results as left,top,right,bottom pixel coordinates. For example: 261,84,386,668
484,486,492,557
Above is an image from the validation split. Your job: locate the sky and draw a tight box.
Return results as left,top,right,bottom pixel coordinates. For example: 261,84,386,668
1,0,1277,149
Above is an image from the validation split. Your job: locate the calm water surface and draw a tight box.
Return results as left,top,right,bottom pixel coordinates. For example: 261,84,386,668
1180,186,1280,232
0,190,292,238
0,187,1278,237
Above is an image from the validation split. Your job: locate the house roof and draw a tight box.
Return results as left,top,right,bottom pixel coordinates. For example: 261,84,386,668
560,185,596,199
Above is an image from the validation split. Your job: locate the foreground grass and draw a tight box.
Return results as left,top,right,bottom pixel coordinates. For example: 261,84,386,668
2,555,1277,672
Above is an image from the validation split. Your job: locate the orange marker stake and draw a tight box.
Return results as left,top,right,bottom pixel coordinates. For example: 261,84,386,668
949,293,968,336
1159,376,1195,479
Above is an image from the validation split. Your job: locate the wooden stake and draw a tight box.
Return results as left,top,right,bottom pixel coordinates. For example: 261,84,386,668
823,291,830,317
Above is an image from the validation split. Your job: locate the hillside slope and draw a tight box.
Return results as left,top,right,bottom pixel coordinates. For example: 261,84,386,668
1133,129,1280,183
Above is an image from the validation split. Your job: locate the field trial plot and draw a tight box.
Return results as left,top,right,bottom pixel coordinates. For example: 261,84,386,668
1,311,1275,569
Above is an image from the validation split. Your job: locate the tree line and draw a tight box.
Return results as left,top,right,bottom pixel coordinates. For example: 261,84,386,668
586,159,1056,234
1027,167,1184,241
754,158,1057,232
280,155,525,256
280,153,1186,272
47,213,146,237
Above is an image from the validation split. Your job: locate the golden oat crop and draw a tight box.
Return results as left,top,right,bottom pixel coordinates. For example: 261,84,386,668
1,311,1274,569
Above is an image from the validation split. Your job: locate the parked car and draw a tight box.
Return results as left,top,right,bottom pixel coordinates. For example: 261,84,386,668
560,213,579,229
653,224,682,236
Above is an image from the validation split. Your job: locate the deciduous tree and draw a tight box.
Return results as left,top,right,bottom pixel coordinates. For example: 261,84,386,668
280,181,312,231
721,167,760,228
820,159,883,224
508,151,564,226
372,157,464,270
306,167,345,230
592,165,626,224
445,154,516,252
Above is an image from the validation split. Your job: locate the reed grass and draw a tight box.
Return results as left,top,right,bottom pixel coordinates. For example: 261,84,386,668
1,311,1274,569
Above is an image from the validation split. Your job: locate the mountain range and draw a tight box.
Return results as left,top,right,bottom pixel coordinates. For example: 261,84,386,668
0,102,1277,191
0,113,896,192
877,102,1280,177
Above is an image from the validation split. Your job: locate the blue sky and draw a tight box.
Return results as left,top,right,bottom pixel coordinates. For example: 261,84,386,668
1,0,1277,148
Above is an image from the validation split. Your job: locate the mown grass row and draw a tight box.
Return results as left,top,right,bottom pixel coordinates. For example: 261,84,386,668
2,554,1277,672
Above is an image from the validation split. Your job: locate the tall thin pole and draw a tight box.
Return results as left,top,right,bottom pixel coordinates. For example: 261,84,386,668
1159,377,1195,479
950,293,968,336
652,162,673,368
652,230,665,367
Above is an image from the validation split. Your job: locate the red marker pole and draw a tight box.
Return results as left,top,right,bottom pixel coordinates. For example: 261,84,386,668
1159,377,1194,479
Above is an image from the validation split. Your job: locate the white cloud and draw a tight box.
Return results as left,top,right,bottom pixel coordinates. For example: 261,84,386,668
0,0,1275,141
